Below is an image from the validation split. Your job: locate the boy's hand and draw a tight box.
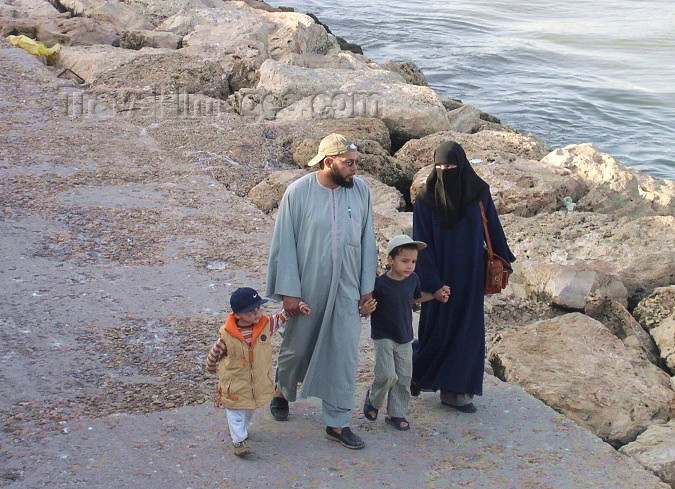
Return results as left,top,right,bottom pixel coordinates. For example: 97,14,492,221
359,297,377,317
298,302,311,315
433,285,451,303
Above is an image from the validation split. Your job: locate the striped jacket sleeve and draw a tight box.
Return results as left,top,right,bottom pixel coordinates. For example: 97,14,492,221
268,302,307,334
205,337,227,374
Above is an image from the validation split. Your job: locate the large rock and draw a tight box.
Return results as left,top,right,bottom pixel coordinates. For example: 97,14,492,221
651,315,675,373
445,104,502,134
181,6,270,57
409,156,585,216
247,168,307,213
488,313,675,447
119,30,182,50
256,58,404,103
381,60,428,86
634,286,675,331
584,294,660,365
58,0,154,31
263,11,339,59
288,117,392,160
503,212,675,307
509,261,627,310
121,0,221,26
0,0,60,17
620,420,675,487
1,15,119,48
56,46,230,100
276,78,451,145
541,144,675,217
396,129,551,174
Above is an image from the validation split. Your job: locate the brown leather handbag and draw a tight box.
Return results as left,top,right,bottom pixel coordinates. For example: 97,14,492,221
479,201,512,294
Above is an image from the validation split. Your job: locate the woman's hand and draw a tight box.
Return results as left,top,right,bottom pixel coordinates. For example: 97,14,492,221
433,285,451,303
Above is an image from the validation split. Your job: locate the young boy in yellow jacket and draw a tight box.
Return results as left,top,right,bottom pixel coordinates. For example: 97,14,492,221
205,287,310,456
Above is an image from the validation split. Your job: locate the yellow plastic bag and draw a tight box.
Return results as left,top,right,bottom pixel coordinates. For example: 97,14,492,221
5,35,61,62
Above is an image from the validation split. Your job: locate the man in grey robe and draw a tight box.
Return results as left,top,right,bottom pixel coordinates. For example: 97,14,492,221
266,133,378,449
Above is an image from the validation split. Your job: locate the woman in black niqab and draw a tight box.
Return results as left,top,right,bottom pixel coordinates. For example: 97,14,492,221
412,140,515,413
417,141,489,229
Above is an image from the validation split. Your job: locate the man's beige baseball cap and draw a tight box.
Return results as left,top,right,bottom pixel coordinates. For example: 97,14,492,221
307,133,358,167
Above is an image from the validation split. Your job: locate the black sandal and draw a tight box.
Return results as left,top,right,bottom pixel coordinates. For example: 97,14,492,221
385,416,410,431
362,389,378,421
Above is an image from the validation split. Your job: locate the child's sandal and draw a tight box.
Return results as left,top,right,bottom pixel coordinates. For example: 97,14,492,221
363,389,378,421
385,416,410,431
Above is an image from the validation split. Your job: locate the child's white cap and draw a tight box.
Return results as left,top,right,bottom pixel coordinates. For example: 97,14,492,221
387,234,427,256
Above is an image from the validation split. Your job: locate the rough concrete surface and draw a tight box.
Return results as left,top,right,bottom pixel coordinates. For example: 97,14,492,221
0,42,669,489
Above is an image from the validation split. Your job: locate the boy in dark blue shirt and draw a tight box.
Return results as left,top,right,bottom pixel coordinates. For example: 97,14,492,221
363,235,436,431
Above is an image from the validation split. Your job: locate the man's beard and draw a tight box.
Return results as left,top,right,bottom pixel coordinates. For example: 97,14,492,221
330,167,354,188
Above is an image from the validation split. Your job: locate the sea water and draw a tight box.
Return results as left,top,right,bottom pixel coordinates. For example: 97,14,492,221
274,0,675,179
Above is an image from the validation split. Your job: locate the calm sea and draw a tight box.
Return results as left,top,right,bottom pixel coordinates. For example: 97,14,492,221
273,0,675,180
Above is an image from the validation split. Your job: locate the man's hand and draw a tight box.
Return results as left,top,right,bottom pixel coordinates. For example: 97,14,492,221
433,285,451,303
283,296,302,317
358,292,375,318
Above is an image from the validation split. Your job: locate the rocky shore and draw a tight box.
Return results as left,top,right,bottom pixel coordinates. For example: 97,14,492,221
1,0,674,487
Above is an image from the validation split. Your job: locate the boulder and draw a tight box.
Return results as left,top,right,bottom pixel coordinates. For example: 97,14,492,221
121,0,221,26
181,7,270,57
651,315,675,373
409,156,585,216
634,286,675,331
503,212,675,308
287,117,392,160
59,0,154,31
488,313,675,447
445,104,502,133
55,44,146,83
1,15,120,47
156,11,198,36
277,51,380,71
541,144,675,217
247,168,307,213
0,0,60,17
584,294,660,365
620,420,675,487
509,261,627,310
256,58,404,103
263,12,339,59
395,129,551,173
276,78,451,145
120,30,182,50
381,60,428,86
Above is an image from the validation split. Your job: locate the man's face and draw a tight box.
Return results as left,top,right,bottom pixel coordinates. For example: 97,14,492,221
326,151,358,188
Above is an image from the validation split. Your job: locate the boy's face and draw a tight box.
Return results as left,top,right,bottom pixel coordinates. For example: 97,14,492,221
387,248,418,280
234,306,262,327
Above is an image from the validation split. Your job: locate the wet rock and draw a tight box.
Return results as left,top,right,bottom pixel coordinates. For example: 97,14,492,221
381,60,428,86
489,313,675,447
445,103,502,133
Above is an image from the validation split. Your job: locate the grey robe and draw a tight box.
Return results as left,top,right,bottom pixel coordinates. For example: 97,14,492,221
266,173,377,409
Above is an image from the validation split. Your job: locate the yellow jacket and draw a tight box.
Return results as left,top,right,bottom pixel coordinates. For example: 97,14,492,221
216,313,277,410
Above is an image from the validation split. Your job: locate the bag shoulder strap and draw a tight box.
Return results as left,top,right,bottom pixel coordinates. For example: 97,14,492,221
478,201,495,259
